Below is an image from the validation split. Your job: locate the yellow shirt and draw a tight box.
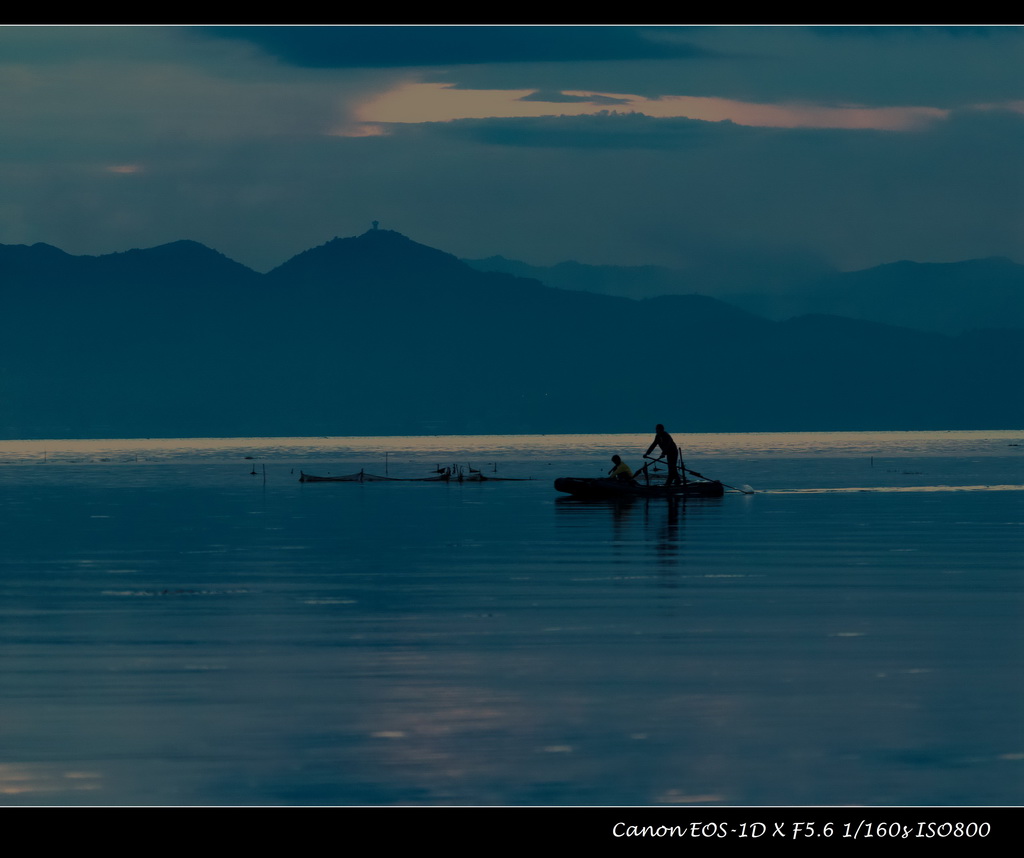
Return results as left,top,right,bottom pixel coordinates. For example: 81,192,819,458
610,462,633,479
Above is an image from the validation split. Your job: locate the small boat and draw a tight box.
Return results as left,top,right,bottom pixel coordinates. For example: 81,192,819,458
553,477,725,500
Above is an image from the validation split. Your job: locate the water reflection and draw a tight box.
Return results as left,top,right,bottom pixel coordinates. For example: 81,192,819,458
555,494,727,567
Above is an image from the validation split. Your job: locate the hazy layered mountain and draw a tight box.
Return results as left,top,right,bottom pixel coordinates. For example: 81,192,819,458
464,252,833,303
466,253,1024,335
762,257,1024,334
0,229,1020,438
464,255,711,301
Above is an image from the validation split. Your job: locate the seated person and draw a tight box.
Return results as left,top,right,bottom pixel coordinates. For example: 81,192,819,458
608,454,633,482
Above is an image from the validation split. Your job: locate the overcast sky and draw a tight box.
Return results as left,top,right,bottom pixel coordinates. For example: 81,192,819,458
3,25,1023,274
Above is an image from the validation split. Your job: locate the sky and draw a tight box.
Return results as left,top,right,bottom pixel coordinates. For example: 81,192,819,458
2,25,1024,275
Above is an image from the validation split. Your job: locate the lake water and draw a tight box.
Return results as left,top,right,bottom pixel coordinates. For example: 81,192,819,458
0,430,1021,806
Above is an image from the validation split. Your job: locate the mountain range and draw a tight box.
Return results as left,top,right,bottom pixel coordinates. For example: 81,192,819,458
465,254,1024,335
0,228,1020,439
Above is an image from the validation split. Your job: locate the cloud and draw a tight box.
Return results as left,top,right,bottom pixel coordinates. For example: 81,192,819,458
404,26,1024,110
353,81,949,133
204,26,710,69
667,26,1024,107
519,90,632,105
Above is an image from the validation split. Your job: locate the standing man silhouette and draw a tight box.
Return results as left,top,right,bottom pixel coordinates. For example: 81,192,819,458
645,424,682,486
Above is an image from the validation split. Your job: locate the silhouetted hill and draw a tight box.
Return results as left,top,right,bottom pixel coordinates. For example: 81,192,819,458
92,240,260,287
0,242,85,285
0,238,257,282
0,239,262,313
0,229,1020,438
270,229,468,284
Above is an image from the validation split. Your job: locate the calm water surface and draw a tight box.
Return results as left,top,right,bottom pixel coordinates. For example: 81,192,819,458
0,431,1021,805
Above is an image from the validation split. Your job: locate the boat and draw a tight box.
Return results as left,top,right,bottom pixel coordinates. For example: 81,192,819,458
553,476,725,500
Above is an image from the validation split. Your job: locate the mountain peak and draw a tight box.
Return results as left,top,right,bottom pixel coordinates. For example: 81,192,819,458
115,239,228,260
268,227,469,283
93,239,258,280
357,226,404,239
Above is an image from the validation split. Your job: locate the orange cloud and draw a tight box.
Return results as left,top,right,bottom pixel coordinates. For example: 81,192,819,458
347,82,949,133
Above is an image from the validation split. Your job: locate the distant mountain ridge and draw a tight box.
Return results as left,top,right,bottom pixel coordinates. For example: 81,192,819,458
0,229,1020,438
463,255,704,301
777,257,1024,334
465,253,1024,335
0,238,255,277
